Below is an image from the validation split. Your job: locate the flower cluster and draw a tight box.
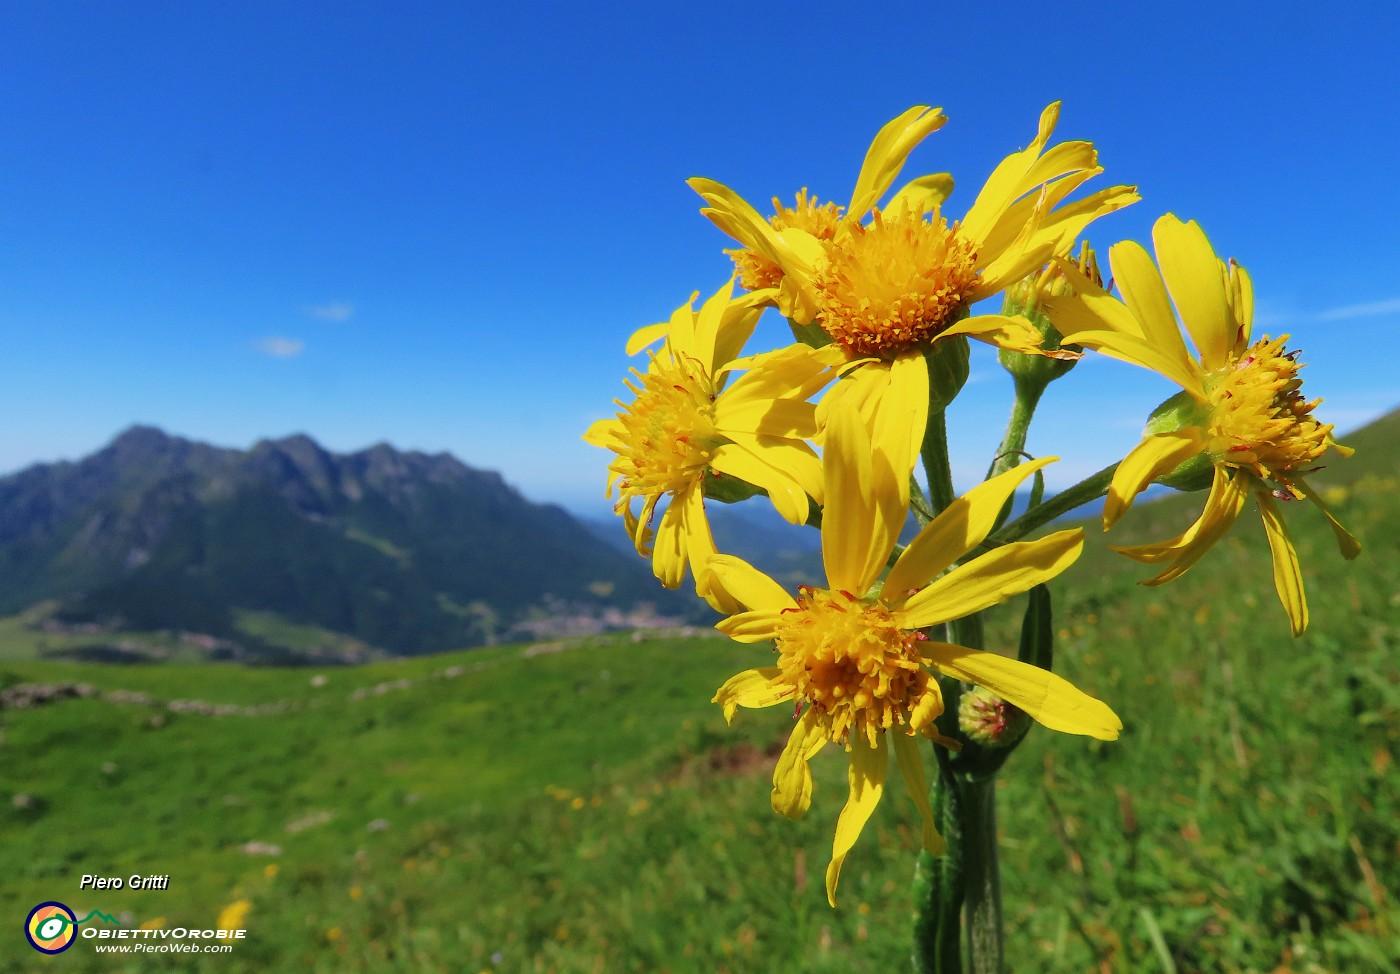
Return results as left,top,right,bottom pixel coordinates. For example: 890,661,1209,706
584,102,1357,906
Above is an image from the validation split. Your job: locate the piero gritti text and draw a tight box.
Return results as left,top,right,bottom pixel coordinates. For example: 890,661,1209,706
80,874,171,891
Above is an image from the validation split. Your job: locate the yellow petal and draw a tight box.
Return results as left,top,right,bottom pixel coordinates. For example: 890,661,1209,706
825,732,887,908
712,667,793,723
720,343,843,407
1109,238,1196,371
820,396,883,594
886,172,954,215
926,642,1121,740
1153,215,1235,371
772,709,827,820
1019,137,1099,193
704,554,796,612
711,287,771,369
652,494,688,588
895,530,1084,630
687,278,739,374
908,682,944,732
664,291,701,364
715,609,785,643
972,173,1083,275
680,489,741,614
624,499,654,555
709,443,811,525
960,102,1063,246
1115,471,1248,582
771,227,828,321
1105,429,1207,529
723,434,825,506
1010,183,1139,262
885,456,1058,604
581,418,620,448
1255,491,1308,636
688,178,784,263
848,106,948,219
875,353,929,505
1056,326,1206,398
891,733,944,856
713,398,818,439
1044,259,1205,396
624,321,670,357
1228,259,1254,347
972,177,1138,298
1043,256,1142,335
814,358,880,435
939,313,1046,356
1295,474,1362,560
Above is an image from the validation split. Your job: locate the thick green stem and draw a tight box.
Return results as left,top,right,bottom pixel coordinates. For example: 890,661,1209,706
989,462,1119,546
960,776,1003,974
913,758,964,973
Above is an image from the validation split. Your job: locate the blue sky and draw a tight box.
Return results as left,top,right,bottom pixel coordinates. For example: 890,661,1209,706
2,1,1397,516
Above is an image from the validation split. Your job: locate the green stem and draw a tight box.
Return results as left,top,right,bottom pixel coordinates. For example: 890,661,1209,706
988,378,1045,479
989,462,1119,546
921,410,956,515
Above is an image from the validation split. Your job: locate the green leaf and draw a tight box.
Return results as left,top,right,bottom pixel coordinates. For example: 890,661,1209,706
1017,583,1053,673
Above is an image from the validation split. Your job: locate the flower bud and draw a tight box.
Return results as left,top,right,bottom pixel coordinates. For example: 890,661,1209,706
997,241,1098,388
957,686,1030,748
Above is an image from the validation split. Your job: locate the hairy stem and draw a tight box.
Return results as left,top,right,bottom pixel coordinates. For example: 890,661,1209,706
989,462,1120,546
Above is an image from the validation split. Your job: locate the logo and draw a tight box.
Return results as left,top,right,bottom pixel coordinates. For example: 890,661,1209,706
24,902,120,953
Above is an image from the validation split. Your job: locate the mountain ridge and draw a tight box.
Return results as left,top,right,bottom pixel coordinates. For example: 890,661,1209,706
0,426,698,661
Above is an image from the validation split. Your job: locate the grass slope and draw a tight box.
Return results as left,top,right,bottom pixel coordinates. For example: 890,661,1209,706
1,410,1397,972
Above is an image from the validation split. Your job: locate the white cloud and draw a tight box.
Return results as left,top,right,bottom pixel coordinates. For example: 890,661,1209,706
1315,296,1400,322
254,336,305,358
309,301,354,322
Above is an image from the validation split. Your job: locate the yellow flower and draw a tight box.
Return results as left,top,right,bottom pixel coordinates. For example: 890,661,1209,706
1044,214,1361,634
703,406,1121,906
689,103,1138,502
584,279,840,605
217,899,251,932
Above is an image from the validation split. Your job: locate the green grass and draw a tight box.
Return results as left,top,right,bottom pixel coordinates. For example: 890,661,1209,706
2,414,1398,971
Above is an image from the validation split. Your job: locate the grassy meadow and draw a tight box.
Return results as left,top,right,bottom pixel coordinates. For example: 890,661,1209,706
2,412,1398,972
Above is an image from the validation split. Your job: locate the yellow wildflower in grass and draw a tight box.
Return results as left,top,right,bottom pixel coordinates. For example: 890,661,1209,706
583,279,840,606
216,899,251,932
1044,214,1361,634
704,406,1121,906
689,103,1138,497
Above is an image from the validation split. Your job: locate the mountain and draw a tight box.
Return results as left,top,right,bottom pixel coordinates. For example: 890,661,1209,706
0,427,700,661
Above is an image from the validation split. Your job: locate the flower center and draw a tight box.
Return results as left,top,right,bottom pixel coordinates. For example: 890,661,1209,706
1203,335,1331,490
774,587,937,748
813,207,980,359
727,189,843,292
612,354,724,501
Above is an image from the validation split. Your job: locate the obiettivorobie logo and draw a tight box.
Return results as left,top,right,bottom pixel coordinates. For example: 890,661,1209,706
24,898,248,955
24,901,121,954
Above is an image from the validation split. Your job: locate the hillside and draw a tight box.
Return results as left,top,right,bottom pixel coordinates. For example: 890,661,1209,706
0,409,1396,971
0,428,699,662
